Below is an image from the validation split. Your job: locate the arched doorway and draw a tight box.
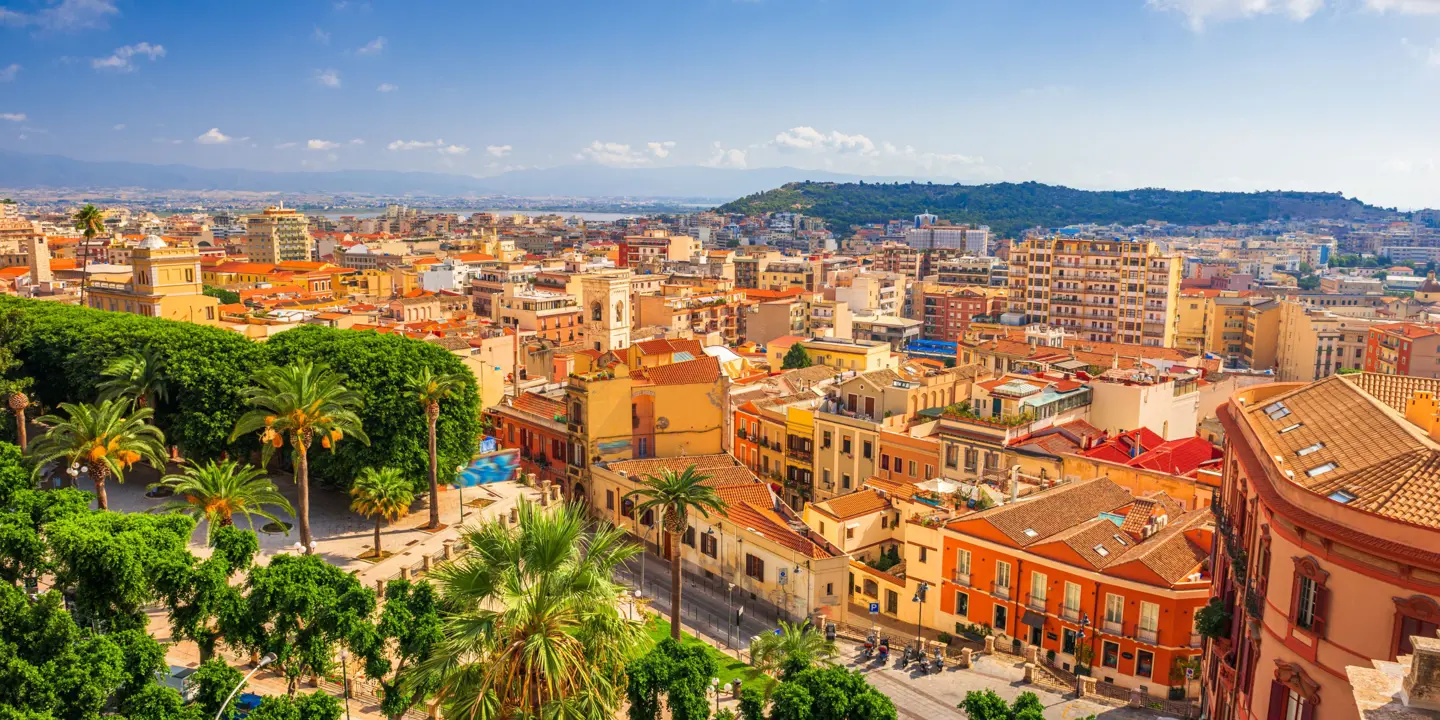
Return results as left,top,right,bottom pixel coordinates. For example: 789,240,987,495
572,482,586,504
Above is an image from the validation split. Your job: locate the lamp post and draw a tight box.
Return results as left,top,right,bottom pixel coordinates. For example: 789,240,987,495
215,652,276,720
711,677,720,713
726,582,736,650
912,582,929,649
338,649,353,720
455,464,467,525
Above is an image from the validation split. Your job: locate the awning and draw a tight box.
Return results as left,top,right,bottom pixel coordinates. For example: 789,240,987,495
1021,610,1045,629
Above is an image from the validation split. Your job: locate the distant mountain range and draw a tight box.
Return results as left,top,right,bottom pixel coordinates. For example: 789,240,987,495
0,151,919,200
717,181,1409,237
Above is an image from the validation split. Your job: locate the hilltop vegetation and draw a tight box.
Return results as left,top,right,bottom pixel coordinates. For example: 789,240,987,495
716,181,1402,237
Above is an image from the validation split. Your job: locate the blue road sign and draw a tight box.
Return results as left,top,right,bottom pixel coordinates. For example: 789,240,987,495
869,602,880,614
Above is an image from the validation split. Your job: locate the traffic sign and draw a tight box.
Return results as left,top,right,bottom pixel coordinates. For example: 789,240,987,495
869,602,880,614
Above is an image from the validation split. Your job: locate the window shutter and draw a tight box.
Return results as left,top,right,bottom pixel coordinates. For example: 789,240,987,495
1312,586,1330,637
1289,574,1302,622
1267,681,1288,720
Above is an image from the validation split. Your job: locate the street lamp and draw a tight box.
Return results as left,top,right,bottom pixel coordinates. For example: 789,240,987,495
338,649,353,720
912,582,929,647
455,464,467,525
726,582,736,649
215,652,276,720
711,677,720,713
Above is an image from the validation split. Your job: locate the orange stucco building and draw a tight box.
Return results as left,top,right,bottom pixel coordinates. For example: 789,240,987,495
1206,373,1440,720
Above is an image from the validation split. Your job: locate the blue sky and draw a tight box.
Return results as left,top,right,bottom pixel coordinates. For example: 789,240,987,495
4,0,1440,206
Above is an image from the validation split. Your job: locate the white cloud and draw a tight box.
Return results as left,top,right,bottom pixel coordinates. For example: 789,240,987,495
1145,0,1440,28
0,64,19,82
112,123,125,130
314,69,341,88
0,0,118,31
0,113,24,122
376,83,398,92
439,144,470,155
1402,37,1440,66
349,138,365,145
771,126,877,155
576,140,650,166
274,141,298,149
647,140,677,159
486,144,512,157
702,142,747,169
387,139,445,151
307,139,340,150
195,127,244,145
355,36,386,55
1368,0,1440,12
92,42,165,72
312,26,330,44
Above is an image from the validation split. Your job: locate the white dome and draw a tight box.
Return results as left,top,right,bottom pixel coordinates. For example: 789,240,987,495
138,234,168,249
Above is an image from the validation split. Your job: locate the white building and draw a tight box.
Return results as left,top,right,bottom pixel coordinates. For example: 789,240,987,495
903,225,989,255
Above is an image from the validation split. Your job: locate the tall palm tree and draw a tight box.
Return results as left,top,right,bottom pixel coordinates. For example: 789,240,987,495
149,458,294,539
748,619,839,677
72,204,105,308
350,467,414,559
230,360,369,553
413,500,645,720
625,465,727,641
28,399,167,510
97,347,169,411
405,367,467,530
7,391,28,452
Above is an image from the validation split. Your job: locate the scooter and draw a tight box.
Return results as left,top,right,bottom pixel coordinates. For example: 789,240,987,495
899,645,913,669
914,647,929,675
930,648,944,674
860,634,875,660
876,638,890,664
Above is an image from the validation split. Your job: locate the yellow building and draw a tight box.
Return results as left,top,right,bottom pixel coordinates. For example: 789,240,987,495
758,258,820,292
86,235,219,324
781,404,817,511
791,337,897,373
1006,237,1181,347
588,455,849,625
1241,299,1281,371
1173,292,1211,356
244,206,314,264
1274,301,1381,382
335,268,394,300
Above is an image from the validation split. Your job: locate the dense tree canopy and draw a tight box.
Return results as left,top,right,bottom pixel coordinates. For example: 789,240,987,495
0,298,482,490
46,510,195,632
626,638,720,720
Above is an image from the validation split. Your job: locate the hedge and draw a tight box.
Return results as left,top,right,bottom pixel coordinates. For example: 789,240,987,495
1,298,482,491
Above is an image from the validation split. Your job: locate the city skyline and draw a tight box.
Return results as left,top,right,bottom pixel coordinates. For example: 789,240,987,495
5,0,1440,207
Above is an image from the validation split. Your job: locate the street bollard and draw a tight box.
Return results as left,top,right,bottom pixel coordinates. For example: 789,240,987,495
375,579,386,596
1024,646,1038,665
1023,663,1035,684
984,636,995,654
443,540,455,560
510,506,519,524
400,566,411,581
1077,676,1096,697
960,648,973,668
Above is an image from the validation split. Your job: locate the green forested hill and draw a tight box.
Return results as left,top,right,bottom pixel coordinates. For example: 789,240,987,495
715,181,1402,237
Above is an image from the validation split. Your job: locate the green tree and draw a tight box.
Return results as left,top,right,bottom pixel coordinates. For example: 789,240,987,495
155,525,255,663
97,347,170,412
1195,598,1231,640
121,684,203,720
203,286,241,305
0,307,34,449
223,553,376,695
406,367,466,530
72,204,105,307
353,579,443,720
738,685,767,720
625,638,720,720
0,443,91,585
349,467,414,559
768,683,812,720
414,500,645,720
150,459,294,539
626,465,727,641
28,399,168,510
190,657,246,720
748,620,838,678
781,344,812,370
246,691,342,720
230,359,369,552
780,667,893,720
47,510,196,631
957,690,1045,720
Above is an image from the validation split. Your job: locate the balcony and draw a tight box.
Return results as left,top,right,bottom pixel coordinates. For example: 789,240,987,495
786,447,813,463
1060,606,1081,623
1103,619,1123,635
1190,633,1203,648
952,570,971,587
1244,588,1265,620
1137,627,1158,645
991,582,1011,600
1026,593,1047,612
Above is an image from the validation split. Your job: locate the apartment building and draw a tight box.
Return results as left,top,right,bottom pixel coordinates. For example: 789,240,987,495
732,250,780,289
904,224,990,255
921,286,1005,342
1275,302,1380,382
831,269,906,316
496,286,582,343
1007,237,1181,347
745,291,852,346
759,258,820,292
85,235,220,323
244,206,314,263
484,391,570,488
619,229,698,269
635,284,744,345
935,256,1005,288
1207,373,1440,720
1364,323,1440,378
935,372,1093,484
788,337,897,373
851,315,923,351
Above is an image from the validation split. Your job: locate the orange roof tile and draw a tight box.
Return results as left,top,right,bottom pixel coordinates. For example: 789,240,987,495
644,356,721,386
813,490,888,520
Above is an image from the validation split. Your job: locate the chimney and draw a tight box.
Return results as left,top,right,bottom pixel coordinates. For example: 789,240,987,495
1402,634,1440,711
1010,465,1020,504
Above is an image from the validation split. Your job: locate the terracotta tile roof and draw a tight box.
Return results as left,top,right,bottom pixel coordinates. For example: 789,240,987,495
1106,510,1210,584
812,490,888,520
510,392,566,423
724,501,831,559
1345,372,1440,414
716,483,775,508
1372,322,1440,339
951,478,1135,546
1129,437,1224,476
644,356,721,386
605,454,758,488
1047,517,1133,569
863,475,921,501
1082,428,1166,464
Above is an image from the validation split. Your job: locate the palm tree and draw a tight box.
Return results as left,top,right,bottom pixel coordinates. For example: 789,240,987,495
413,500,645,720
97,347,169,411
230,360,369,553
72,204,105,307
28,399,167,510
406,367,467,530
7,391,28,452
350,467,414,559
748,619,839,677
149,458,294,539
625,464,728,641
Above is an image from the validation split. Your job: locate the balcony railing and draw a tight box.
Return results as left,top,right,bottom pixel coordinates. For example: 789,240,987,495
952,570,971,587
991,582,1011,600
1244,588,1265,620
1060,606,1081,623
1103,619,1123,635
786,448,813,463
1136,627,1158,645
1026,593,1047,612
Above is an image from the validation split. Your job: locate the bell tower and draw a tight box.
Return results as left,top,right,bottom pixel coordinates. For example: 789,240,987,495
581,269,633,353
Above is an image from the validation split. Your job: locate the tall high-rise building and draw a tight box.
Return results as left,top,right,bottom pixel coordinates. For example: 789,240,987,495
243,206,313,263
1006,237,1181,347
903,224,989,255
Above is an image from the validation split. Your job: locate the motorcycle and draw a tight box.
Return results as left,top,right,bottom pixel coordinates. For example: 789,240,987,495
914,648,929,675
860,634,875,660
899,645,912,668
876,638,890,664
930,649,944,673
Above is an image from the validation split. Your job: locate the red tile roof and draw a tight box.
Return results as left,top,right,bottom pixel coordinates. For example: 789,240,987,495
644,356,721,386
1128,437,1223,476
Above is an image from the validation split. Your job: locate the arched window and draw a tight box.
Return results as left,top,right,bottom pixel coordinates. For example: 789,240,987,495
615,301,625,320
591,302,602,321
